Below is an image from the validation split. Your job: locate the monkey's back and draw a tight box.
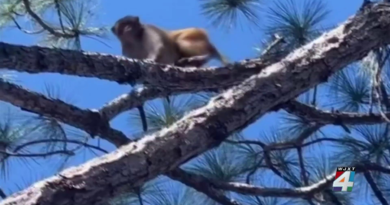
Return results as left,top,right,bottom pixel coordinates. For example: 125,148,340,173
121,24,180,65
168,28,209,41
168,28,214,58
142,24,181,64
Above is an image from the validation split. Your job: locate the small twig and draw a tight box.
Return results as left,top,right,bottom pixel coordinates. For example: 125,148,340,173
10,15,44,34
260,34,285,57
12,139,109,154
245,158,264,183
297,147,309,186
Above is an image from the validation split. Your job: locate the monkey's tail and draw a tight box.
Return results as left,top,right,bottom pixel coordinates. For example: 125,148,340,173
166,96,171,104
137,106,148,132
209,44,229,66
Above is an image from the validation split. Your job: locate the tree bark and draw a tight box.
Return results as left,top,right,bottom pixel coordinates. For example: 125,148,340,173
2,2,390,205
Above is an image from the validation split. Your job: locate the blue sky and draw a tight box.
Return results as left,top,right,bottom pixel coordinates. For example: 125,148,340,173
0,0,366,203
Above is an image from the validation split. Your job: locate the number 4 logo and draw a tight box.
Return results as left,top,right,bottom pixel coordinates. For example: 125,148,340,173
333,171,355,192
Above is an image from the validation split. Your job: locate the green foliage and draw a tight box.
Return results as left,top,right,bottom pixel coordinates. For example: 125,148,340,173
264,0,329,49
199,0,264,30
326,65,371,112
128,95,204,135
0,0,108,50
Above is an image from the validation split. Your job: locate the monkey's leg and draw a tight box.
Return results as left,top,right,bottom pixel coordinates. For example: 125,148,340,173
137,105,148,132
176,55,210,67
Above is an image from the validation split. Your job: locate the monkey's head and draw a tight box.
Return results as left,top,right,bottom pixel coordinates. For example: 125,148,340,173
111,15,143,43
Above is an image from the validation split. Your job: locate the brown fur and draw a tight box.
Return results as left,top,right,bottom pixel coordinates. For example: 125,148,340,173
168,28,228,66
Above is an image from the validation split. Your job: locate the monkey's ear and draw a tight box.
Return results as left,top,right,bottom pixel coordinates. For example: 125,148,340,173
134,16,140,23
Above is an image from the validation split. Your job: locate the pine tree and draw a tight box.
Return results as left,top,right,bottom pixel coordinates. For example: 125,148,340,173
0,0,390,205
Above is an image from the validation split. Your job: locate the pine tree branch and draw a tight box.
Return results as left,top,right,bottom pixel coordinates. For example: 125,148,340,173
227,137,366,151
226,126,346,205
0,150,74,157
0,78,241,204
0,79,130,147
100,86,172,121
12,139,109,154
297,147,309,186
0,35,286,90
2,3,390,204
167,169,241,205
208,172,336,197
364,171,389,205
194,163,390,198
0,81,238,204
283,100,390,125
21,0,76,38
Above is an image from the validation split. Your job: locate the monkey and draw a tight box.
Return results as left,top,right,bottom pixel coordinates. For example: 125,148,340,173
111,15,228,133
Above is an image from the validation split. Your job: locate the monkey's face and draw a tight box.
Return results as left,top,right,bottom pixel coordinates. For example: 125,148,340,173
112,16,143,44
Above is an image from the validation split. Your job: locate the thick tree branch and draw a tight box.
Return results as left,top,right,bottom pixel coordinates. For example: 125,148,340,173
0,38,285,90
0,79,130,147
2,3,390,205
0,81,236,203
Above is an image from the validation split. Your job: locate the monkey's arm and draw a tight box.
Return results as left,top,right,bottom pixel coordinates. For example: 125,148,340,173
146,31,167,62
146,46,162,61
